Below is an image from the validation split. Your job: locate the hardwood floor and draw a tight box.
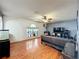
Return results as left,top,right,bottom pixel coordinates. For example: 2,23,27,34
1,37,63,59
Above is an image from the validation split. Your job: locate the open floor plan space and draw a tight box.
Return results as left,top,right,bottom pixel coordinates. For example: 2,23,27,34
0,0,78,59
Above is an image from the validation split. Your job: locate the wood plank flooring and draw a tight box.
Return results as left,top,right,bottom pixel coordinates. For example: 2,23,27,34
1,37,63,59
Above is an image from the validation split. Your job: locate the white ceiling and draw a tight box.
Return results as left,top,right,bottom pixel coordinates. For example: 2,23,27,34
0,0,77,22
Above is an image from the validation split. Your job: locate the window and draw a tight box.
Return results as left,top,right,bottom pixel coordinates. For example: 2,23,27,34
26,24,38,37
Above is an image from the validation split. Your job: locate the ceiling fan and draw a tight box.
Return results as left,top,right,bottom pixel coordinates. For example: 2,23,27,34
41,15,53,23
34,11,53,23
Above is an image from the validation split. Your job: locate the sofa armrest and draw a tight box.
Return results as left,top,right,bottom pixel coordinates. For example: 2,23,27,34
62,42,75,59
62,52,74,59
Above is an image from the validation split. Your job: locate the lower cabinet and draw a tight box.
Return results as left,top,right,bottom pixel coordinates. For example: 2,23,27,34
0,39,10,58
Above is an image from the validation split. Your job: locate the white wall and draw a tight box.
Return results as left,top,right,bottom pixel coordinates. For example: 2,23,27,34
47,20,77,37
1,17,45,42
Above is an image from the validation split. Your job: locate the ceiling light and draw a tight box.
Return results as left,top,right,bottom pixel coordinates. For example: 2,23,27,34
42,19,48,23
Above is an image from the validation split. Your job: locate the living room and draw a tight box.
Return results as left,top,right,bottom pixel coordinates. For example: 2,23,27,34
0,0,79,59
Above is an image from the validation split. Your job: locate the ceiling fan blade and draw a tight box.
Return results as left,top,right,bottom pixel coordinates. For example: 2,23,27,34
42,16,47,20
44,16,47,19
48,18,52,20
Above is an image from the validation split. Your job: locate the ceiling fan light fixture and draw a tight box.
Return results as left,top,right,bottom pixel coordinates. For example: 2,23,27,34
42,19,48,23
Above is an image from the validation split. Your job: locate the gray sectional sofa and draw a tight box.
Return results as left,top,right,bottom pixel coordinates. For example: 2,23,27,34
41,36,76,59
